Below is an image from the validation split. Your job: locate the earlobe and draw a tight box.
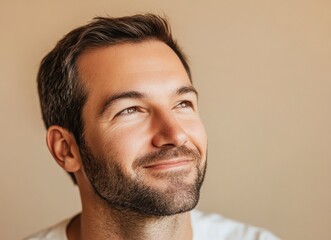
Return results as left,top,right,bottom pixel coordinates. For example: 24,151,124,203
46,126,81,173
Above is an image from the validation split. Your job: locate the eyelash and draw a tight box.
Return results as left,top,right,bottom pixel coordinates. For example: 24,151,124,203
115,100,194,118
176,100,194,109
115,106,141,117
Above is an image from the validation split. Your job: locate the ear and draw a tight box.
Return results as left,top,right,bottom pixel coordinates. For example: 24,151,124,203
46,126,81,173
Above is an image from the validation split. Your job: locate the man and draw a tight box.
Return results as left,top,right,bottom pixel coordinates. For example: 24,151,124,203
27,14,279,240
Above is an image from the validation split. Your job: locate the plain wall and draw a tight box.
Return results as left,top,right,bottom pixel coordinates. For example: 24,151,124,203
1,0,330,239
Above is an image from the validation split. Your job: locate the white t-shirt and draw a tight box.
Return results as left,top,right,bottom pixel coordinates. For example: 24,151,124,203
24,210,280,240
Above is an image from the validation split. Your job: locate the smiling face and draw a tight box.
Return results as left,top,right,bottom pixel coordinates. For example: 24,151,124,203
76,40,208,216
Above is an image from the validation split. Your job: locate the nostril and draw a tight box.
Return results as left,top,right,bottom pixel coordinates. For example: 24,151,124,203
151,128,188,148
151,113,188,148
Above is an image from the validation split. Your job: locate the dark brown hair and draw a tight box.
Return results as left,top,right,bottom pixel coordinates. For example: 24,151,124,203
37,14,191,184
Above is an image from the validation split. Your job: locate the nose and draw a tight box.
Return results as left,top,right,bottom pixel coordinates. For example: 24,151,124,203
151,113,188,148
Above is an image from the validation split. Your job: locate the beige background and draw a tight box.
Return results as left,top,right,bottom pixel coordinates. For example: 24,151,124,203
1,0,330,239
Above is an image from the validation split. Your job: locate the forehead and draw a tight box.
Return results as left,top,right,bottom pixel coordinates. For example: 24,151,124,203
76,40,191,98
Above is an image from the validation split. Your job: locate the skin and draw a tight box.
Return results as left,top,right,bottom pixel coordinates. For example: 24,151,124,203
46,40,207,240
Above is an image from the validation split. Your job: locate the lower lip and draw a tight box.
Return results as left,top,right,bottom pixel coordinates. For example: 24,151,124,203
144,160,191,170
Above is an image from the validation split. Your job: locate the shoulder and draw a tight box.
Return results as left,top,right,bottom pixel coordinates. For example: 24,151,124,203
23,218,71,240
191,210,281,240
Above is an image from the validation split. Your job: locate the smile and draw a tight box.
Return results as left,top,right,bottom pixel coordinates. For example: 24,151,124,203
143,159,193,170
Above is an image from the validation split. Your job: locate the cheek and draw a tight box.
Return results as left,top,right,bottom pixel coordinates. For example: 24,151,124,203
99,123,152,162
182,119,208,154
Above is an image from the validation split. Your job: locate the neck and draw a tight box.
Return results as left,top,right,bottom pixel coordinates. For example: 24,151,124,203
67,200,193,240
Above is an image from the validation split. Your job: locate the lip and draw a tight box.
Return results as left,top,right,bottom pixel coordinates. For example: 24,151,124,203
143,159,193,170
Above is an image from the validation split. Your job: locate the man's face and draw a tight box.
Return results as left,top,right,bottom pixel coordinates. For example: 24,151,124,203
77,40,207,216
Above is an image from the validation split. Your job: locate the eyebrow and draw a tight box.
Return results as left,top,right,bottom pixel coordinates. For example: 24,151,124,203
98,85,198,117
176,85,198,98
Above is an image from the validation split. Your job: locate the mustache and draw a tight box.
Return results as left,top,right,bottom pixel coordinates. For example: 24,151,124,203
132,145,201,169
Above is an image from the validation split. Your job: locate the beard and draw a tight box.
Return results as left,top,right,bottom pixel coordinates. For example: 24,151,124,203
79,140,207,217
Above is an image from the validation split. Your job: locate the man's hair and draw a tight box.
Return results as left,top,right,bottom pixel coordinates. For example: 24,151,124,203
37,14,191,184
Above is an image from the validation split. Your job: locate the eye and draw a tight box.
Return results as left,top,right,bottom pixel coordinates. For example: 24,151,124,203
115,106,140,117
176,101,194,109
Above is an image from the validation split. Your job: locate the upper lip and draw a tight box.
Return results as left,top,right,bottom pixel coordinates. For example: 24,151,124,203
143,159,192,168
